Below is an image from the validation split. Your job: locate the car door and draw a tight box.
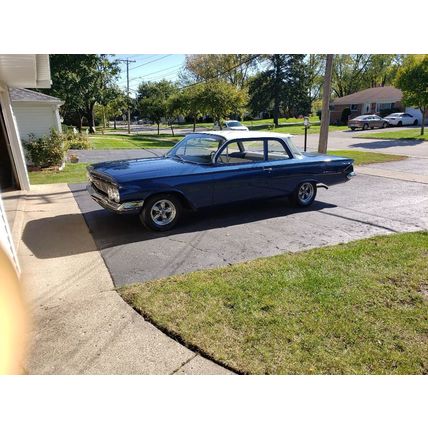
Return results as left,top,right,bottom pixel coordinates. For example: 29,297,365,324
212,139,271,205
262,138,314,196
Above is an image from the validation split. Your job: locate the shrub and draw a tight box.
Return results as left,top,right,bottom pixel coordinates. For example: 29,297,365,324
24,130,66,168
340,107,351,124
63,131,91,150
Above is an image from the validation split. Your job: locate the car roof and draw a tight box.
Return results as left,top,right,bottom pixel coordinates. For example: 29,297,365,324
201,130,291,140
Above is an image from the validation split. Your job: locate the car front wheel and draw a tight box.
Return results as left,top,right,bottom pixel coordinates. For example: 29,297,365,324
140,194,182,231
363,124,368,130
292,182,317,207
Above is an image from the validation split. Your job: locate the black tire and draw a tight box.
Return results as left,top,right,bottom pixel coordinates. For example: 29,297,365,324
140,194,182,231
350,127,356,131
292,182,317,207
363,123,368,130
398,121,402,127
413,119,418,126
382,122,387,128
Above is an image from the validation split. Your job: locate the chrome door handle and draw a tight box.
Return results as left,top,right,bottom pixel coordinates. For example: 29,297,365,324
263,167,273,172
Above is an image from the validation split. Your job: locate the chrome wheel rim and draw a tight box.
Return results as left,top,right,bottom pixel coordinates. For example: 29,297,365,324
150,199,176,226
298,183,314,204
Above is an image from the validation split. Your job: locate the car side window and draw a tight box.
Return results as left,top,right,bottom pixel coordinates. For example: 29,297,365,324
217,140,265,164
267,140,290,160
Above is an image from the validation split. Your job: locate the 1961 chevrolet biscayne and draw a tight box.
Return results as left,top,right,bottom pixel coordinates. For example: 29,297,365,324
87,131,355,231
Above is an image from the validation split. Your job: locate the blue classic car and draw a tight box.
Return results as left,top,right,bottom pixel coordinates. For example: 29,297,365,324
87,131,355,231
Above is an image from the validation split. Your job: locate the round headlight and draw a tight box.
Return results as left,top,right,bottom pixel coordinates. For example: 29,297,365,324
107,186,120,203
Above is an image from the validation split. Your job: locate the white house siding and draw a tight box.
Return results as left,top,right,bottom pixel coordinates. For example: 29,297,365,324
12,102,61,141
0,196,19,272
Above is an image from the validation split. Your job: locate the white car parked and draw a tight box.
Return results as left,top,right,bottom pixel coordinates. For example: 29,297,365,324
384,112,419,127
217,120,249,131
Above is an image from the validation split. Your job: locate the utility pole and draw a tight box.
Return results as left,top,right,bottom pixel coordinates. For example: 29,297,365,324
117,58,136,134
318,54,334,154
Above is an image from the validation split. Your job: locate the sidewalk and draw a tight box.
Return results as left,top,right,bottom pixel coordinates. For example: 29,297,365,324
355,158,428,184
18,183,231,374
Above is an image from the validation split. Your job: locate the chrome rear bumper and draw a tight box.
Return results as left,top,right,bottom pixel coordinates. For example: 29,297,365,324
87,184,143,213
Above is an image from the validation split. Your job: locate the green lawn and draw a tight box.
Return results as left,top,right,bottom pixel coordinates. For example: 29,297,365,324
354,130,428,141
28,163,89,185
328,150,406,165
88,133,181,149
27,151,406,185
120,232,428,375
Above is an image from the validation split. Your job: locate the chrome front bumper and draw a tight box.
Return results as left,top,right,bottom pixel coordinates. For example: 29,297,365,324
347,171,356,180
87,184,144,214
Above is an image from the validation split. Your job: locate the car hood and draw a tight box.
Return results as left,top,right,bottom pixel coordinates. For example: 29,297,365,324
89,156,199,184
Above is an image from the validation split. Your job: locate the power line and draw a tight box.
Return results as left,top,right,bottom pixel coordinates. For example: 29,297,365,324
129,54,172,71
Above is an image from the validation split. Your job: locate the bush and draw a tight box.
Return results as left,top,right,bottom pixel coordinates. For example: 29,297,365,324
25,130,66,168
63,131,91,150
340,107,351,124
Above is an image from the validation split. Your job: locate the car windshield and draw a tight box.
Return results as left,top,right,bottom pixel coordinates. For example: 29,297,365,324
166,134,224,164
389,113,402,117
226,121,242,127
354,116,369,120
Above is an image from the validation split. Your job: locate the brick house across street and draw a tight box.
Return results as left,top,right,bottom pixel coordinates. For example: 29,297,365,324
330,86,404,124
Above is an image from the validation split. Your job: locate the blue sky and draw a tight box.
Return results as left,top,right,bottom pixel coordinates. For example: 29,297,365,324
112,54,186,95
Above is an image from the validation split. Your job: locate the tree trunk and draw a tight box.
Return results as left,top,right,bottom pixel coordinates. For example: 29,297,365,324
78,114,83,133
114,118,117,130
421,108,425,136
193,117,196,132
157,122,160,135
87,103,96,134
170,124,175,136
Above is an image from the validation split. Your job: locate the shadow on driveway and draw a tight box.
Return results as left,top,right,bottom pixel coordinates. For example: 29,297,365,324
350,139,426,149
22,186,336,259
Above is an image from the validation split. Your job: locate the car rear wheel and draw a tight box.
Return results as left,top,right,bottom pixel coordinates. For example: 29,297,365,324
382,122,387,128
413,119,418,125
140,194,182,231
363,124,368,130
292,182,317,207
398,121,403,127
350,127,356,131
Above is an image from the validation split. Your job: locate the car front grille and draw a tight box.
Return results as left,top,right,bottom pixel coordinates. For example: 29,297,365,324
89,173,111,195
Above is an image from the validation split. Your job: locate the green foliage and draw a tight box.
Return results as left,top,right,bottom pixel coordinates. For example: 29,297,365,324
25,130,66,167
63,131,91,150
43,55,120,132
248,55,311,125
394,55,428,135
137,80,178,134
181,54,257,88
332,54,404,98
196,80,248,126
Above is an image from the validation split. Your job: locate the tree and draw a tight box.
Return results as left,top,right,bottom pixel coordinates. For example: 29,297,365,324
180,54,258,89
248,55,311,126
137,80,177,135
195,81,248,128
43,55,120,133
395,55,428,135
166,92,187,136
95,86,127,131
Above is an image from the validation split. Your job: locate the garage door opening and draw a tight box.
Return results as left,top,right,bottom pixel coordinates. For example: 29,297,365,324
0,104,19,191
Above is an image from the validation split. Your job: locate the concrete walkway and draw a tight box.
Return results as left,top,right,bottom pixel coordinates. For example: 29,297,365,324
17,183,231,374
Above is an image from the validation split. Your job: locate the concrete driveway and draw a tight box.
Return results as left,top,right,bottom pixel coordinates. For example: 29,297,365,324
68,173,428,287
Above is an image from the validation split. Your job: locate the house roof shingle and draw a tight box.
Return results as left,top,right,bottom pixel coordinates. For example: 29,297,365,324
332,86,403,105
9,87,63,104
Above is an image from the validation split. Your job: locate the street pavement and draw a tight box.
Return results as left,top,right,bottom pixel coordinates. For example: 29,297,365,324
70,173,428,287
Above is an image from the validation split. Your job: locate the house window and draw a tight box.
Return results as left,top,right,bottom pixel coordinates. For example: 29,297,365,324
350,104,358,111
378,103,392,111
